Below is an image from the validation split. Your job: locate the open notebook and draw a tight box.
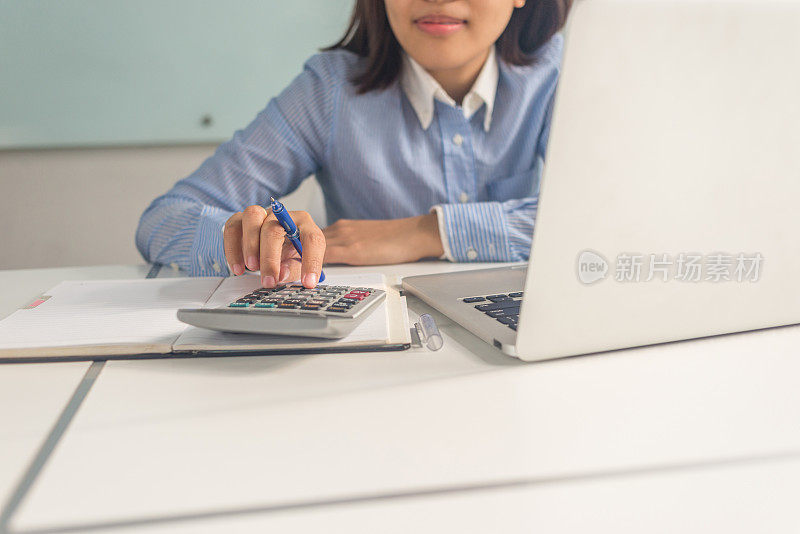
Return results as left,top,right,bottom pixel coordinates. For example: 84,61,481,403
0,274,411,362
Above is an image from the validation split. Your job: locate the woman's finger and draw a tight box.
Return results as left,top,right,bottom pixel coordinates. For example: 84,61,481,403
258,213,286,288
223,212,245,276
293,211,326,288
279,257,303,284
241,205,268,271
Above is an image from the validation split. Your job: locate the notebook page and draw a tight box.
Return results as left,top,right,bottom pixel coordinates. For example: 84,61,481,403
172,274,392,351
0,278,222,358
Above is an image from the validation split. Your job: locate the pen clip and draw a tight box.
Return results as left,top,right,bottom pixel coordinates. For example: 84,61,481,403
413,313,444,351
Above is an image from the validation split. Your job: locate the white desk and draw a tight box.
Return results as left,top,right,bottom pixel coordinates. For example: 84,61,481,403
0,262,508,530
0,265,149,528
85,456,800,534
0,363,90,515
0,263,800,532
1,263,798,532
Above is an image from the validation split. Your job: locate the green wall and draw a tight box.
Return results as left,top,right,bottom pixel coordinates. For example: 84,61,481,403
0,0,352,148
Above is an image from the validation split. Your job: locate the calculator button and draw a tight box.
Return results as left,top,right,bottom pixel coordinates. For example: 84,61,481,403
509,292,524,298
485,294,509,302
462,297,486,303
326,308,348,313
255,303,276,308
229,302,249,308
278,303,299,309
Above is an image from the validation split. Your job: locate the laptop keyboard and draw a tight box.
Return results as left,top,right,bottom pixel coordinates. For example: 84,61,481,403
462,292,524,330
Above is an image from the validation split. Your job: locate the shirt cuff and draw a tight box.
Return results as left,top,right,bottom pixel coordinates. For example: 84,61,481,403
434,202,511,262
190,205,234,276
431,206,454,261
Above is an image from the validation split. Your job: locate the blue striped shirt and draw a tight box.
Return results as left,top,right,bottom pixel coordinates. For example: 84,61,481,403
136,34,563,276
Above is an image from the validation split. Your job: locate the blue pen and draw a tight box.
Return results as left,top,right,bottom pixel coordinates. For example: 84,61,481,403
269,197,326,284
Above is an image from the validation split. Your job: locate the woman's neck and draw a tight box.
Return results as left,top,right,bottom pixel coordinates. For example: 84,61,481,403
425,47,491,105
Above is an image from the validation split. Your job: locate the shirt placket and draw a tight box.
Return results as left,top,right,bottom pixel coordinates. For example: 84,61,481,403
435,101,477,206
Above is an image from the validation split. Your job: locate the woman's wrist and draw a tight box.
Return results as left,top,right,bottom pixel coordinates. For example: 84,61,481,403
410,213,444,260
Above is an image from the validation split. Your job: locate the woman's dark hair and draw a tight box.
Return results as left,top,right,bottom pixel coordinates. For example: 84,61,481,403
325,0,573,93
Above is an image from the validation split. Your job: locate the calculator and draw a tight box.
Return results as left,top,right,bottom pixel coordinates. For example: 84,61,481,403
177,284,386,339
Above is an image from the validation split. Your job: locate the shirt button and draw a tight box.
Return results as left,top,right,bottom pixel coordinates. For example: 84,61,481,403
452,134,464,147
459,192,469,203
466,248,478,261
212,261,222,274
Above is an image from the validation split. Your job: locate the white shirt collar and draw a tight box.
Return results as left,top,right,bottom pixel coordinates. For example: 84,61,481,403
400,46,499,132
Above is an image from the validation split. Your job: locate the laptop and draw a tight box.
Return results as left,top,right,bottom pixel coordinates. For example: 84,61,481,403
403,0,800,362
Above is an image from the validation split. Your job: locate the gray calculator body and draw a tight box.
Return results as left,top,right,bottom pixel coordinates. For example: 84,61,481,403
177,284,386,339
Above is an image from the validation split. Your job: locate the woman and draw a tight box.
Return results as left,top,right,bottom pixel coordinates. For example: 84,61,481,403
136,0,572,288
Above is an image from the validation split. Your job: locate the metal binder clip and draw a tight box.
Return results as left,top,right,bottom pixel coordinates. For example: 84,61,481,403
414,313,444,351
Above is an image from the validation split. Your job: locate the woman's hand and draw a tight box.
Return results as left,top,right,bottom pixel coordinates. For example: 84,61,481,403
323,214,444,265
223,206,325,288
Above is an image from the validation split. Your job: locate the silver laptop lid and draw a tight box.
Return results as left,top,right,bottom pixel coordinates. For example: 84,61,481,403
517,0,800,361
